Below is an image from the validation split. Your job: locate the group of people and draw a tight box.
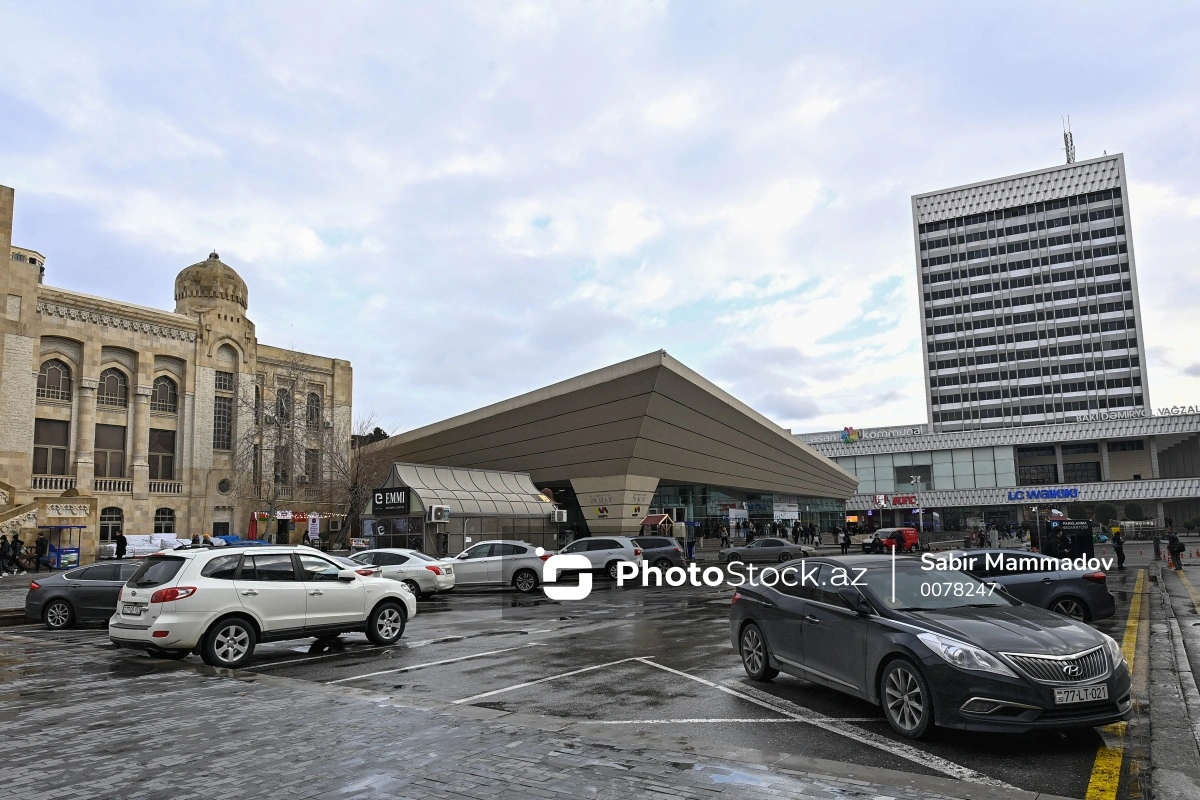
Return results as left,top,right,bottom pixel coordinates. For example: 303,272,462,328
719,519,853,550
0,532,49,576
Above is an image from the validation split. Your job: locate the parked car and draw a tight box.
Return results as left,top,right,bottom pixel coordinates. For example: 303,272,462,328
332,555,381,578
26,561,142,629
730,554,1131,738
109,545,417,667
450,540,551,592
719,537,810,563
631,536,684,569
349,548,456,598
948,549,1115,622
859,527,921,553
555,536,644,579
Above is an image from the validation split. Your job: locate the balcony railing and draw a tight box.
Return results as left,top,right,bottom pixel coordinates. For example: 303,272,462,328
150,481,184,495
95,478,134,493
31,475,76,492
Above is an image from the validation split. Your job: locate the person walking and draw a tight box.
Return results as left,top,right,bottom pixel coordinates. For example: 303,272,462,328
9,534,26,575
115,529,128,560
1111,531,1125,570
839,529,851,555
1167,531,1185,570
720,525,730,548
33,532,48,573
0,535,11,576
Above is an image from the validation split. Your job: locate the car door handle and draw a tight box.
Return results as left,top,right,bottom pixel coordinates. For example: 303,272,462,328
758,599,775,608
240,589,259,596
804,615,820,624
1041,578,1053,583
308,589,324,596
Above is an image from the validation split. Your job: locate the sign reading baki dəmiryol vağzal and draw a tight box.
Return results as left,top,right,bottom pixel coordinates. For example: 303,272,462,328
1071,404,1200,422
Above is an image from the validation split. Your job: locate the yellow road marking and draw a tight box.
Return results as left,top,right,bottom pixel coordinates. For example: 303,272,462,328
1175,568,1200,615
1084,568,1144,800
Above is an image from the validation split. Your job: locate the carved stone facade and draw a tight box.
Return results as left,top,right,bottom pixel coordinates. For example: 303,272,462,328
0,185,353,563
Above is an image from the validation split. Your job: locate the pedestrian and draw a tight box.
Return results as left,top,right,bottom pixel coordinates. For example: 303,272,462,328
0,535,10,576
33,531,48,572
9,534,26,575
839,529,851,555
114,529,128,560
720,525,730,548
1111,531,1125,570
1167,531,1185,570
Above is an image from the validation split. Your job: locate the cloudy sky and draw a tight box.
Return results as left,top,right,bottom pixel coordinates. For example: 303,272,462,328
3,1,1199,435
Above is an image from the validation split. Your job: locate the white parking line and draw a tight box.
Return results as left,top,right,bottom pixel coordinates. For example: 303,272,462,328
327,643,546,685
637,659,1013,788
451,656,648,704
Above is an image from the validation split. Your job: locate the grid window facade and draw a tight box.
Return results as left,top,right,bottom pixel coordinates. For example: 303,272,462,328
915,156,1149,432
213,396,233,451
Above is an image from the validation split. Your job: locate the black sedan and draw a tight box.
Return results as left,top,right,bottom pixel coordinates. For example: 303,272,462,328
729,554,1131,738
26,561,142,629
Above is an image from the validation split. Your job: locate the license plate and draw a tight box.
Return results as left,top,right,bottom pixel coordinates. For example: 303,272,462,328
1054,685,1108,705
122,604,144,616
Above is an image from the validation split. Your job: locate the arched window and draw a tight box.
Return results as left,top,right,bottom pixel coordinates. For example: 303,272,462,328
153,508,176,535
275,389,293,425
97,368,129,408
306,392,322,427
37,359,73,401
99,507,124,542
151,376,178,413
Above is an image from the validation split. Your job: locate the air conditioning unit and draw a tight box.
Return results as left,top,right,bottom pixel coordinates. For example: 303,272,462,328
323,420,332,429
551,509,568,524
427,505,451,523
328,519,342,532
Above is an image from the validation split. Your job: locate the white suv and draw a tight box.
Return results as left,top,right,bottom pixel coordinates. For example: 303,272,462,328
109,545,417,668
556,536,644,580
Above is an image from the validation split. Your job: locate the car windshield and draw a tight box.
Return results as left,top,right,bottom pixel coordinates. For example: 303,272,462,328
858,563,1013,611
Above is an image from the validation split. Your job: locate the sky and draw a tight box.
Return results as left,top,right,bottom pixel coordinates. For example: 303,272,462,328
3,1,1200,436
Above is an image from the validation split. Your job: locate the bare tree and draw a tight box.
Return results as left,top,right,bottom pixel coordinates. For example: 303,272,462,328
310,413,394,548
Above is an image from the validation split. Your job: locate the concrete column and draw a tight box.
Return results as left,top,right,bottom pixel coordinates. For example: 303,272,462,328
1148,437,1162,480
131,385,151,499
570,475,660,536
1155,499,1165,528
1099,440,1111,481
1054,444,1065,484
74,378,98,493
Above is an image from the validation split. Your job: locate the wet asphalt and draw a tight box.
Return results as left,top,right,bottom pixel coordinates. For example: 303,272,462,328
6,548,1154,799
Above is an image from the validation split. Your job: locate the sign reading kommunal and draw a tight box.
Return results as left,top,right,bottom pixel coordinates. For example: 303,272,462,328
1007,487,1080,501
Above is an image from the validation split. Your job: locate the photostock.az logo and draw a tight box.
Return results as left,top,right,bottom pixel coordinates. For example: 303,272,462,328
539,549,593,601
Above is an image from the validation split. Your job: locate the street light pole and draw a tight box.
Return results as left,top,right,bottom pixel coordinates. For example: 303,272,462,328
910,475,923,537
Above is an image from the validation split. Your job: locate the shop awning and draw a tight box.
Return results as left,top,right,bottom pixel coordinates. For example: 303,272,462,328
639,514,673,526
384,463,555,516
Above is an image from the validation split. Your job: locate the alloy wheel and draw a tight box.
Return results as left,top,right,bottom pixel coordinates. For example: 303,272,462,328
1052,598,1085,620
884,666,925,733
741,627,765,675
376,607,403,640
214,624,250,664
514,571,537,592
45,602,70,629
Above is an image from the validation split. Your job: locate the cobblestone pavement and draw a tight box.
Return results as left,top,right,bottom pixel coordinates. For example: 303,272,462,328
0,630,1077,800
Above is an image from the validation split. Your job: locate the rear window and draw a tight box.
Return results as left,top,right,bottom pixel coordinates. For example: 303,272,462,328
407,551,438,562
634,538,671,549
201,554,242,580
127,556,186,588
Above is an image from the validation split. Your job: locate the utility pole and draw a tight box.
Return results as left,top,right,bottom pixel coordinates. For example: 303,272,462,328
910,475,924,538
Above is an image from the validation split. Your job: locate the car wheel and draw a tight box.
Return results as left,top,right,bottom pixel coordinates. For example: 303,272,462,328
606,561,621,580
201,617,256,669
512,568,539,593
881,659,933,739
366,601,406,645
43,599,74,630
1050,597,1089,621
402,579,424,600
653,558,673,570
739,623,779,682
727,553,743,562
145,647,190,661
778,552,792,563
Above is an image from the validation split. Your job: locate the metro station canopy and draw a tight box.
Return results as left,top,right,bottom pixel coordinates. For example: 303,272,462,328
382,463,553,516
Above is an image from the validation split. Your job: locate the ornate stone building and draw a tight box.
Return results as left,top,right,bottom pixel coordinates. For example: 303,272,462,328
0,185,352,562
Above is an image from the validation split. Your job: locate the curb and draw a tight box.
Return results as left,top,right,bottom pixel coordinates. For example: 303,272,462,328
0,609,26,627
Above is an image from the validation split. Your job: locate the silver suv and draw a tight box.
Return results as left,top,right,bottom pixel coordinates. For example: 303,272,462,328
109,545,417,668
556,536,644,579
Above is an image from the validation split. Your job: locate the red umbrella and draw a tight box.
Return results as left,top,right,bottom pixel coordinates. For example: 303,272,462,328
248,514,259,540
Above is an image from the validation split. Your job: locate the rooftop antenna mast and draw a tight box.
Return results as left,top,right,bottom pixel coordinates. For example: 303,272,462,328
1063,116,1076,164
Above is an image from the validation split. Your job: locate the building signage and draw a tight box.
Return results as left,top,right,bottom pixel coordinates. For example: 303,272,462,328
804,425,926,444
307,514,320,539
1071,404,1200,423
586,494,613,505
372,487,410,516
1006,488,1080,501
596,506,609,518
275,509,291,520
889,495,918,507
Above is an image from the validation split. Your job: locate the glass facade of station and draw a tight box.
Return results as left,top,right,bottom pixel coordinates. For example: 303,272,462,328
649,484,845,535
833,446,1017,493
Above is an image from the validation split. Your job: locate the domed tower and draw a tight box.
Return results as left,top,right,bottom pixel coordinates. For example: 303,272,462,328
175,251,249,318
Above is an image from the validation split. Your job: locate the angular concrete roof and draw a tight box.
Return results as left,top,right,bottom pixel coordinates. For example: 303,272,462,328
367,351,858,499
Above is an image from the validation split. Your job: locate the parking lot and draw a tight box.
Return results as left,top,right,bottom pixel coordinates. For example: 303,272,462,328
2,547,1156,800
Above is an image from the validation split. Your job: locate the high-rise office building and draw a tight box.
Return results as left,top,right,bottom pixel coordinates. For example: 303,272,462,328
912,153,1149,432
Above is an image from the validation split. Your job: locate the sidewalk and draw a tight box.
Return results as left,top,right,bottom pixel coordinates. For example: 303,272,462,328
1150,562,1200,800
0,629,1075,800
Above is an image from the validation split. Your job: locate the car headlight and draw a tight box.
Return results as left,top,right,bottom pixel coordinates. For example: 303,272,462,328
917,632,1018,678
1102,633,1126,670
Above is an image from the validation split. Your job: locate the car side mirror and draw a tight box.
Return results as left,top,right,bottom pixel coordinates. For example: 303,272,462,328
456,552,468,559
838,587,872,616
337,569,357,582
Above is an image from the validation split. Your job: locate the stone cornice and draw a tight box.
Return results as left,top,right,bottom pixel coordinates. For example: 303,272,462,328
37,301,198,343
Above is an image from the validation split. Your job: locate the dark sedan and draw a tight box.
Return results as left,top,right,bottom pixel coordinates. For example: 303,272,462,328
729,554,1131,738
719,538,810,563
943,549,1116,622
26,561,141,629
